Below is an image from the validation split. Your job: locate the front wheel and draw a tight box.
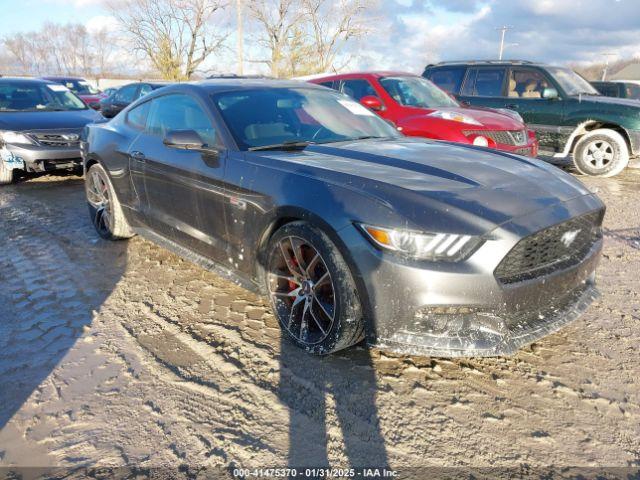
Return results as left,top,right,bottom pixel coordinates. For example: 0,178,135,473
85,163,134,240
573,129,629,177
265,221,365,354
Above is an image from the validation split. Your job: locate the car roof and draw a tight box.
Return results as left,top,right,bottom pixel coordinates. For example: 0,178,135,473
426,60,554,68
610,79,640,85
117,81,172,88
165,78,328,94
41,76,84,81
308,71,419,81
0,77,57,85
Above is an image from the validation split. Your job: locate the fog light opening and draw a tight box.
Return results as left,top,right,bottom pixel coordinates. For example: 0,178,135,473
472,135,489,147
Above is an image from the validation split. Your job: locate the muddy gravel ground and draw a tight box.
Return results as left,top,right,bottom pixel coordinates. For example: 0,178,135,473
0,168,639,478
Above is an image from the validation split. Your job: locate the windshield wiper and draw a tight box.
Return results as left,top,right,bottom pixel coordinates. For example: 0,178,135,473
317,136,390,145
248,141,313,151
350,135,389,141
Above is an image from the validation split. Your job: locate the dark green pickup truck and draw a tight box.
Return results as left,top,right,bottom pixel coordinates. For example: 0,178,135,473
424,60,640,177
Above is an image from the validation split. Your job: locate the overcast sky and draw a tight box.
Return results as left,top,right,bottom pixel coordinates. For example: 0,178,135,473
4,0,640,75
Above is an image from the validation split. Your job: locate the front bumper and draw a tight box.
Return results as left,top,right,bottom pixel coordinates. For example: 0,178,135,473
339,194,603,357
1,143,82,173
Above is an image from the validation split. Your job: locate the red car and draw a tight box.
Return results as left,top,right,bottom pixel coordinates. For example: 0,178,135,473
309,72,538,157
41,76,108,110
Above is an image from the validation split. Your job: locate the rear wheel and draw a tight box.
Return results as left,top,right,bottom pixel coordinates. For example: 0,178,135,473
0,161,15,185
85,163,134,240
573,129,629,177
265,221,365,354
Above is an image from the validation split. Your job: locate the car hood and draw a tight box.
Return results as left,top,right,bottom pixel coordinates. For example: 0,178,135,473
0,109,103,131
257,138,594,234
403,106,524,130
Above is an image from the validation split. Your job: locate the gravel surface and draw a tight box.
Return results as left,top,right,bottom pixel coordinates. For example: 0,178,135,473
0,169,639,477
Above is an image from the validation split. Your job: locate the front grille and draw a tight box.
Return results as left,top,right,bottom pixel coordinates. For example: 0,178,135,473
463,129,527,146
30,132,81,148
495,210,604,284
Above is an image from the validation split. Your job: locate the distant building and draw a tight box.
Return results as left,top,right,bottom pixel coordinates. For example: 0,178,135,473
611,62,640,80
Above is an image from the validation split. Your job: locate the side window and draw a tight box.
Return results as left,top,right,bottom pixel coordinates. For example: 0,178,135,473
318,81,337,90
460,69,478,96
625,83,640,100
595,84,617,97
126,101,150,130
147,94,219,147
115,84,138,103
340,79,377,101
138,84,153,98
468,68,507,97
509,69,551,99
427,67,466,94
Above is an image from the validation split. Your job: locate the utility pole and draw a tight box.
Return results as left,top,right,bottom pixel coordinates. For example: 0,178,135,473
237,0,244,76
496,26,512,60
601,53,616,81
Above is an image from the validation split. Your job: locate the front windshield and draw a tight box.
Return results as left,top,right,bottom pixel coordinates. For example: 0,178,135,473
379,76,458,108
0,81,87,112
213,87,400,150
547,67,599,96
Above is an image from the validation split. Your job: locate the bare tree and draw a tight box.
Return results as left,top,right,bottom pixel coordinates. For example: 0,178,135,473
247,0,305,77
92,28,120,78
3,22,129,78
247,0,371,78
4,33,34,73
107,0,229,80
302,0,371,73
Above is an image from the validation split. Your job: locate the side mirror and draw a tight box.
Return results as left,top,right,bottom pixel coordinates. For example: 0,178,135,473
163,130,207,150
359,95,384,111
543,87,559,100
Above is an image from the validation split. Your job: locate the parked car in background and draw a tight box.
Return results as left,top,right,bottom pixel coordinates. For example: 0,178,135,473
0,77,103,184
82,79,603,357
309,72,538,157
591,80,640,101
99,82,171,118
424,60,640,177
41,76,107,109
102,87,118,98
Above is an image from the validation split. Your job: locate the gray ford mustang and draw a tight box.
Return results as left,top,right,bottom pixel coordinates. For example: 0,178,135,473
82,80,604,357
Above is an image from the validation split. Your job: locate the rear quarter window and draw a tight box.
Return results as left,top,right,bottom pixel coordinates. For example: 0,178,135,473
425,67,466,94
318,81,337,90
126,101,150,130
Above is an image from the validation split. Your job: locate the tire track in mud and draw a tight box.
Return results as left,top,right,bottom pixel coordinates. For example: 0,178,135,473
1,174,639,471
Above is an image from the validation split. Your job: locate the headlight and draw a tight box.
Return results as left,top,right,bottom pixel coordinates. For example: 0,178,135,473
0,131,34,145
358,224,483,261
428,110,483,126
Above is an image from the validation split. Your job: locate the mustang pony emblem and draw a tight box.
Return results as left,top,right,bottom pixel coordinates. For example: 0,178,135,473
561,229,581,248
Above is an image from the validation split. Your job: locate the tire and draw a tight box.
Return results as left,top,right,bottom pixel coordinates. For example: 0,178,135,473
573,129,629,177
85,163,134,240
0,161,15,185
265,221,365,354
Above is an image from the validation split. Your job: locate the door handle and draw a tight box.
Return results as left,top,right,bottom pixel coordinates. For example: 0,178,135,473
131,151,146,162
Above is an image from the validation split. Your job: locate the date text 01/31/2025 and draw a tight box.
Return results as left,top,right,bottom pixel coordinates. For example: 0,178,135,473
232,468,398,478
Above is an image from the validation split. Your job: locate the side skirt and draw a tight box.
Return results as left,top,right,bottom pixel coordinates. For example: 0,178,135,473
133,226,262,295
